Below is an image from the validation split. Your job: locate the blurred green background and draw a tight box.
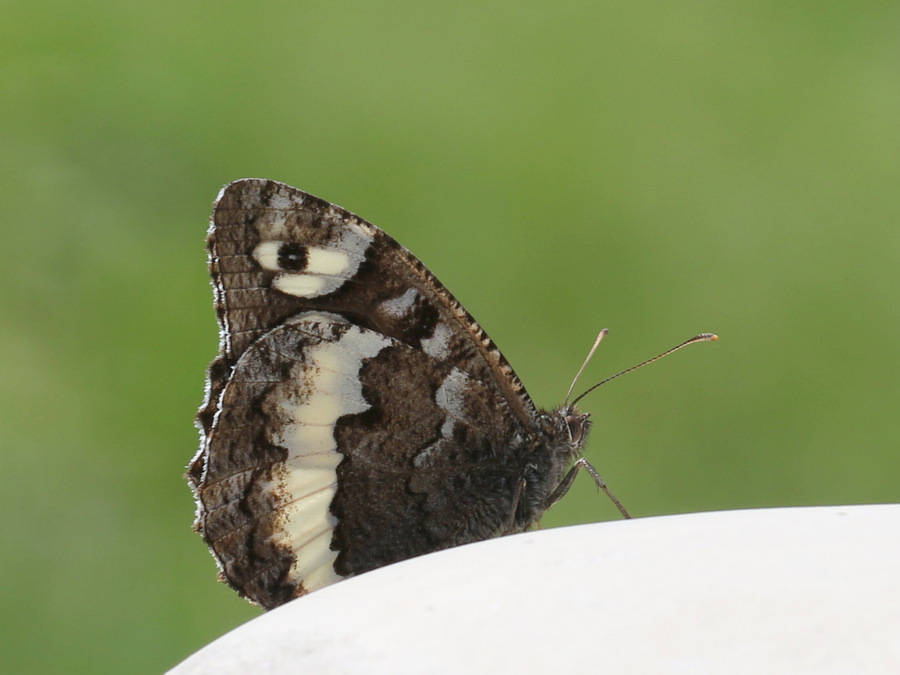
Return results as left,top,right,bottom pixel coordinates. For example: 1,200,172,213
2,1,898,672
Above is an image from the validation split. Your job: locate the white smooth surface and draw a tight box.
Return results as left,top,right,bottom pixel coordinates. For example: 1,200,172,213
170,505,900,674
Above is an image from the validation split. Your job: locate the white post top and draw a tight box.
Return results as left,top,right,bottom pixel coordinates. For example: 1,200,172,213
170,504,900,674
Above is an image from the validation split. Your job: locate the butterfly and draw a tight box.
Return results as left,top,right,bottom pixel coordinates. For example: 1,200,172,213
187,178,715,609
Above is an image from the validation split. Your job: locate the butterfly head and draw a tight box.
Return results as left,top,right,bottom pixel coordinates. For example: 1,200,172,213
538,405,591,460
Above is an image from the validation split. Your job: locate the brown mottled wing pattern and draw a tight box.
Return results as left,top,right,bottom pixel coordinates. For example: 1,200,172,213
188,179,568,608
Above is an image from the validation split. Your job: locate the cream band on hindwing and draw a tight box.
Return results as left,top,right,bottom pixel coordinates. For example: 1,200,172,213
260,313,390,592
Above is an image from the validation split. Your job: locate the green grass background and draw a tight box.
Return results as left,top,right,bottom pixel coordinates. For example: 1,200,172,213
2,2,898,672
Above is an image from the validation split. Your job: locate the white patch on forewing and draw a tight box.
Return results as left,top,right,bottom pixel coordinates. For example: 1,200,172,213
252,241,283,271
268,188,296,211
379,288,419,318
273,274,326,297
306,248,351,276
422,321,453,360
263,319,389,591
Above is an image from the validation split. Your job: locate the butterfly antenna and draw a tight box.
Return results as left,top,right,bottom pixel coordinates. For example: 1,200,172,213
570,333,718,408
564,328,609,407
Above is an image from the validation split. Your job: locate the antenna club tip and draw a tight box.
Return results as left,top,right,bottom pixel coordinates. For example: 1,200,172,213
687,332,718,345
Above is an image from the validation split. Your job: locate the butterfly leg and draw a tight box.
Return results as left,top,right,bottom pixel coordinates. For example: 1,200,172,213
544,458,631,519
504,477,527,535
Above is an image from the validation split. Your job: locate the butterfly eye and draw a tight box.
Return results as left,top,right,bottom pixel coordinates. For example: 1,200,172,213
277,242,309,271
565,413,589,445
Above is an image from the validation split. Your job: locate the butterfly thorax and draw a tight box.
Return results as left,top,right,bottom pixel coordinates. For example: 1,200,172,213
511,406,590,530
